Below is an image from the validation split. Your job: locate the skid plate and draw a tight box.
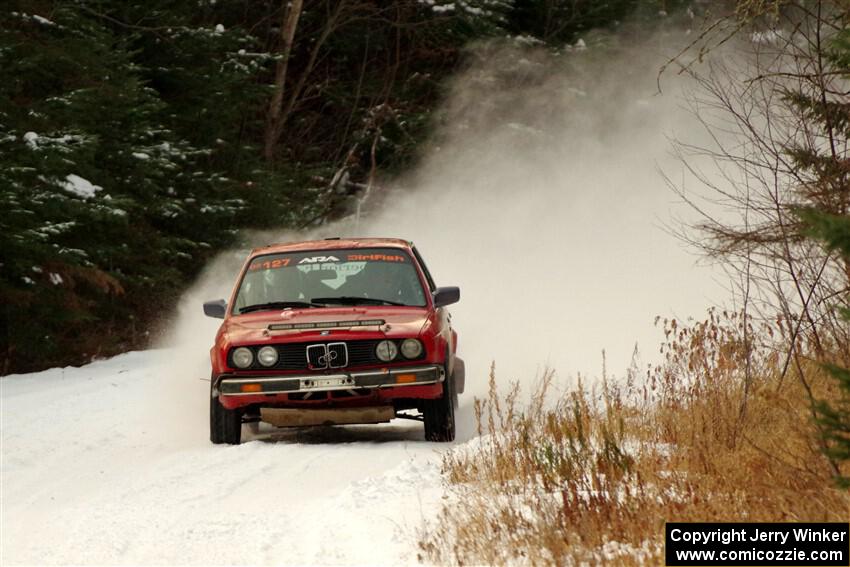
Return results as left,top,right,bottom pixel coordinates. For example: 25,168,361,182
260,406,395,427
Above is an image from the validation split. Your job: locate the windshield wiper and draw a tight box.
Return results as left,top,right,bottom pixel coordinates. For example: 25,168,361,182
239,301,324,314
311,296,407,307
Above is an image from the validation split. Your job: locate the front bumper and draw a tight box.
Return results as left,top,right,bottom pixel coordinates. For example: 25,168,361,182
216,365,444,396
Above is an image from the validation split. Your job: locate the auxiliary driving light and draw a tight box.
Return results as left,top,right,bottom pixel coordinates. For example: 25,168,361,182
257,346,279,367
400,338,423,359
232,347,254,368
375,340,398,362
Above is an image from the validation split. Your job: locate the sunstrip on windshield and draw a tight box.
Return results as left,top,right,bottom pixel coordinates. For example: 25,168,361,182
248,258,291,271
247,249,409,272
346,253,406,262
268,319,386,331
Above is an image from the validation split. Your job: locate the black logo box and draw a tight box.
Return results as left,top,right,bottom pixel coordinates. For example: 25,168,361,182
665,522,849,566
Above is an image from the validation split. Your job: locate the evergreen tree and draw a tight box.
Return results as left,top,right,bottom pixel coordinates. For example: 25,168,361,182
504,0,688,44
799,208,850,488
791,27,850,487
0,3,276,370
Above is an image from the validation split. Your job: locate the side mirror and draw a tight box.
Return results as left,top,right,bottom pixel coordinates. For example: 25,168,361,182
203,299,227,319
433,286,460,308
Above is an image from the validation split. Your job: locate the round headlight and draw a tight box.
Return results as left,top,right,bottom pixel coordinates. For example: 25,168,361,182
400,338,423,359
375,340,398,362
257,346,278,367
232,347,253,369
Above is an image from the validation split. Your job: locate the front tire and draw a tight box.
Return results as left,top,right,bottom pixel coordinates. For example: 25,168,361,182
424,368,456,442
210,382,243,445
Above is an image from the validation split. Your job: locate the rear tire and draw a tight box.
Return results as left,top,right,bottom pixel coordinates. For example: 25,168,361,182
210,382,243,445
424,368,456,442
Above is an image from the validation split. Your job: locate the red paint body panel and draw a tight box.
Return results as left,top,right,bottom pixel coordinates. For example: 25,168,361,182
208,238,457,414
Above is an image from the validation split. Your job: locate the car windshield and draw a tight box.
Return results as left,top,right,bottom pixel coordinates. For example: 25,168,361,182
233,247,428,313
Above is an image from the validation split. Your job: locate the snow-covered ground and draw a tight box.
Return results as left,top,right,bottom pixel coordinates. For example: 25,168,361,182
1,350,449,566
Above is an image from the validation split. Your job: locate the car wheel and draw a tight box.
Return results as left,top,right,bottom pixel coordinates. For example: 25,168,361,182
210,381,243,445
424,368,456,442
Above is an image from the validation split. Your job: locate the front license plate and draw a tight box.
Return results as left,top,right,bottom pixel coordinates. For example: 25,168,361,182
303,377,349,389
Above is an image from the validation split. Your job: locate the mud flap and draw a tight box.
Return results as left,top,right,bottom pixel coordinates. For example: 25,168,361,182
453,357,465,394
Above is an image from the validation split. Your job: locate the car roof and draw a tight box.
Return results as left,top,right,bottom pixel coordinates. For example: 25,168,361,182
250,237,412,257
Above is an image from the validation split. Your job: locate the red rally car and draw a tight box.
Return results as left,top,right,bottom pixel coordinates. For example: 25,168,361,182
203,238,464,445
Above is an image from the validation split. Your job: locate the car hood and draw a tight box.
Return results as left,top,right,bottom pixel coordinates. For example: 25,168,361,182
222,306,431,344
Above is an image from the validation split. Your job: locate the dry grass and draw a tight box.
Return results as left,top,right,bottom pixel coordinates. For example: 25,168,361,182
419,310,850,565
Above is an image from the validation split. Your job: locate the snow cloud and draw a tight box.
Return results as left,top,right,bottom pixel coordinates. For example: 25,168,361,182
346,37,724,392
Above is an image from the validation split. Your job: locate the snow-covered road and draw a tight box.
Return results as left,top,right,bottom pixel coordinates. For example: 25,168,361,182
1,350,449,565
